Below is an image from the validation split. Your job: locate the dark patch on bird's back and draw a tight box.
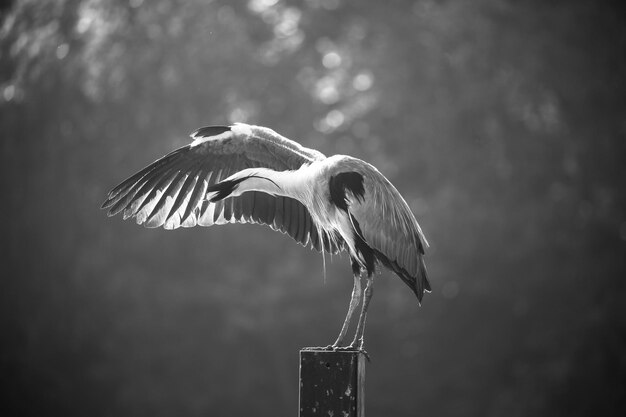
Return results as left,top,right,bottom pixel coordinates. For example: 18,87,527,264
192,125,231,138
329,172,365,211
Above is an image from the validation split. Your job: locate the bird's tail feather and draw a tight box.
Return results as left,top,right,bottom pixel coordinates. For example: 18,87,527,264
418,255,431,295
374,249,430,305
398,257,430,305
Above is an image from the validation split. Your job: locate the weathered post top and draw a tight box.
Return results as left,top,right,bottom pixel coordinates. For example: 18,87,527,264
299,349,366,417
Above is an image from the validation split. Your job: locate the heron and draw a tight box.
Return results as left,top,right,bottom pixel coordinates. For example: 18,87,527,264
101,123,430,351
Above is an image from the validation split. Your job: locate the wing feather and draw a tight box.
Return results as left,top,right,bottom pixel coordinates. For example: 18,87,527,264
238,192,253,223
144,171,187,227
273,196,285,231
166,167,200,221
296,202,306,244
136,169,179,217
103,123,341,253
182,170,210,223
222,195,234,223
104,148,187,210
252,192,274,225
288,199,299,243
283,198,294,237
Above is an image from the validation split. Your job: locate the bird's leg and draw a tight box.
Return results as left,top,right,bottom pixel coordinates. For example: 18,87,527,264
331,273,362,348
349,274,374,350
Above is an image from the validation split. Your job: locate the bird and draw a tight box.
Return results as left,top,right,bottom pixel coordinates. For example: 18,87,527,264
101,123,430,351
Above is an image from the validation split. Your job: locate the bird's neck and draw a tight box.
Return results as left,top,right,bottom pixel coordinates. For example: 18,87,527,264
228,167,309,201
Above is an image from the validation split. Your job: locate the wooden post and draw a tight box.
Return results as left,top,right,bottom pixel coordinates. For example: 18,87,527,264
299,349,366,417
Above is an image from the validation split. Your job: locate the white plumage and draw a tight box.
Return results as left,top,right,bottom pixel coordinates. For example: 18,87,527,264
102,123,430,350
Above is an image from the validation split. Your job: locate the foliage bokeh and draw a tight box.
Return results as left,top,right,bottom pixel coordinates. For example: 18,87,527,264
1,0,625,416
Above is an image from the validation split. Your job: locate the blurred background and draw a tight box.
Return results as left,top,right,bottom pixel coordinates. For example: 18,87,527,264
1,0,625,416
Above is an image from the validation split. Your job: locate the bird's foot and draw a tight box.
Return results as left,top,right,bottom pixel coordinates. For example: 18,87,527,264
301,345,335,351
331,344,371,362
302,345,370,361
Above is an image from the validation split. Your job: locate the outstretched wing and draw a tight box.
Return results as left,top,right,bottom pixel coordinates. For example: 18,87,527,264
344,160,431,301
101,123,342,253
